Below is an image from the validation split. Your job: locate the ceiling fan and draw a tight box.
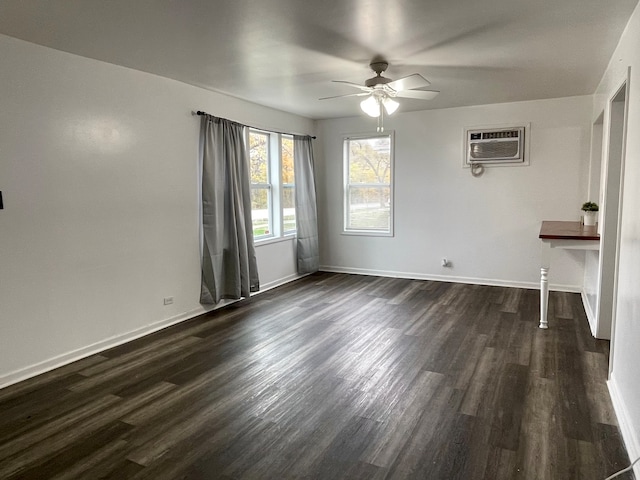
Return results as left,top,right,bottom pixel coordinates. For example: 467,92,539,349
320,60,439,131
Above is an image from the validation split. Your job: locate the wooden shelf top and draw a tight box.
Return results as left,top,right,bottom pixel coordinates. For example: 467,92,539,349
539,221,600,240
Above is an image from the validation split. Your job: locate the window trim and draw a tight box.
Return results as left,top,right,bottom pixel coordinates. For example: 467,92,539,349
342,132,395,237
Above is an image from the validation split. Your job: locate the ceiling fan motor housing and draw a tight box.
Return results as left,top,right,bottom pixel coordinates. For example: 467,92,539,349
370,61,388,74
365,61,392,87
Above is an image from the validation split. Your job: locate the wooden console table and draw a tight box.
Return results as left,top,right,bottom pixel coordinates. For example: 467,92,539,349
539,221,600,329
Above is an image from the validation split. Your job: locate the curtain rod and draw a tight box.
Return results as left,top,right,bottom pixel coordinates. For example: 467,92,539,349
196,111,316,139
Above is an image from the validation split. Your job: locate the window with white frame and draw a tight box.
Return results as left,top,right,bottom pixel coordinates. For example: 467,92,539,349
248,129,296,240
343,133,394,236
281,135,296,234
249,131,271,238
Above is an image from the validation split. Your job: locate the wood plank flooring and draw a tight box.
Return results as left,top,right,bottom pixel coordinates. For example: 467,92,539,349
0,273,633,479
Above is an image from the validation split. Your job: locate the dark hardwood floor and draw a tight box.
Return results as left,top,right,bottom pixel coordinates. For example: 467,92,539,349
0,273,633,479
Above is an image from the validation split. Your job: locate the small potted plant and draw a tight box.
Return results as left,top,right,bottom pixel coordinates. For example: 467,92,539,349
581,201,599,226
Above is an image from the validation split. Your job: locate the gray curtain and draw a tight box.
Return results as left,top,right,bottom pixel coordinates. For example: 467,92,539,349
293,135,319,273
200,115,259,304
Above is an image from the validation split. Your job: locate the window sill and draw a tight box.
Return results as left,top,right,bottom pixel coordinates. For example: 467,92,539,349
341,230,394,237
255,234,296,247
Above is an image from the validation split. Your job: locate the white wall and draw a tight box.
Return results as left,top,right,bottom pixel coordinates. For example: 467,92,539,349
0,34,314,387
316,96,591,290
595,2,640,473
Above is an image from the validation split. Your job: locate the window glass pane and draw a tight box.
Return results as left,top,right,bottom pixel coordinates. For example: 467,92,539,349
249,131,271,238
345,135,392,234
283,186,296,232
347,186,390,230
250,132,269,183
251,187,270,237
348,137,391,184
281,136,295,185
282,135,296,233
247,131,299,240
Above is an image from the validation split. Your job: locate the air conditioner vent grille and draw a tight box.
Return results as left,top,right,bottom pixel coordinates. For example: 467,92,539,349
470,141,519,159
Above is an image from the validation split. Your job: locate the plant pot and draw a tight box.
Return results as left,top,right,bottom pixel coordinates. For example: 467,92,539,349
583,210,597,226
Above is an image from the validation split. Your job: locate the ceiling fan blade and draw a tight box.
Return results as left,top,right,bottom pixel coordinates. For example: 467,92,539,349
395,89,440,100
386,74,431,92
319,92,370,100
332,80,372,92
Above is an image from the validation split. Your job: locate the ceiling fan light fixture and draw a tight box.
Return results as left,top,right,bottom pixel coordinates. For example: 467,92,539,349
382,97,399,115
360,96,380,117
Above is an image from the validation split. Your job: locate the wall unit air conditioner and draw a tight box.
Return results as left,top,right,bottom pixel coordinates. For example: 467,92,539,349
465,126,526,165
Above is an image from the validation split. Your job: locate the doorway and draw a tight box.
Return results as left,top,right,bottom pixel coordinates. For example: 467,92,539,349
596,73,629,369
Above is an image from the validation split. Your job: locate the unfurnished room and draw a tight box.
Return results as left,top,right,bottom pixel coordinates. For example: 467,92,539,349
1,1,640,479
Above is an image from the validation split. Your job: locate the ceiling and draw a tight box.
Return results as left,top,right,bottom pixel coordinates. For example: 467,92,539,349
0,0,637,120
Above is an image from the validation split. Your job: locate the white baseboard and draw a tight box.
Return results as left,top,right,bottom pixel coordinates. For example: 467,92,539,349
259,273,307,292
608,376,640,478
319,265,581,293
0,273,306,391
0,306,212,390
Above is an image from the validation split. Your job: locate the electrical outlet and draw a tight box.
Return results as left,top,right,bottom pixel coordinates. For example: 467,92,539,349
163,297,174,305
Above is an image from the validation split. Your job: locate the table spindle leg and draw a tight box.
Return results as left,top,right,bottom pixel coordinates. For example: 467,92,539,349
539,267,549,329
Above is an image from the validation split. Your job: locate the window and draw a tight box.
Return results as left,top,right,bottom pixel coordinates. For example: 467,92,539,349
248,129,296,240
343,133,394,236
281,136,296,234
249,131,271,237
